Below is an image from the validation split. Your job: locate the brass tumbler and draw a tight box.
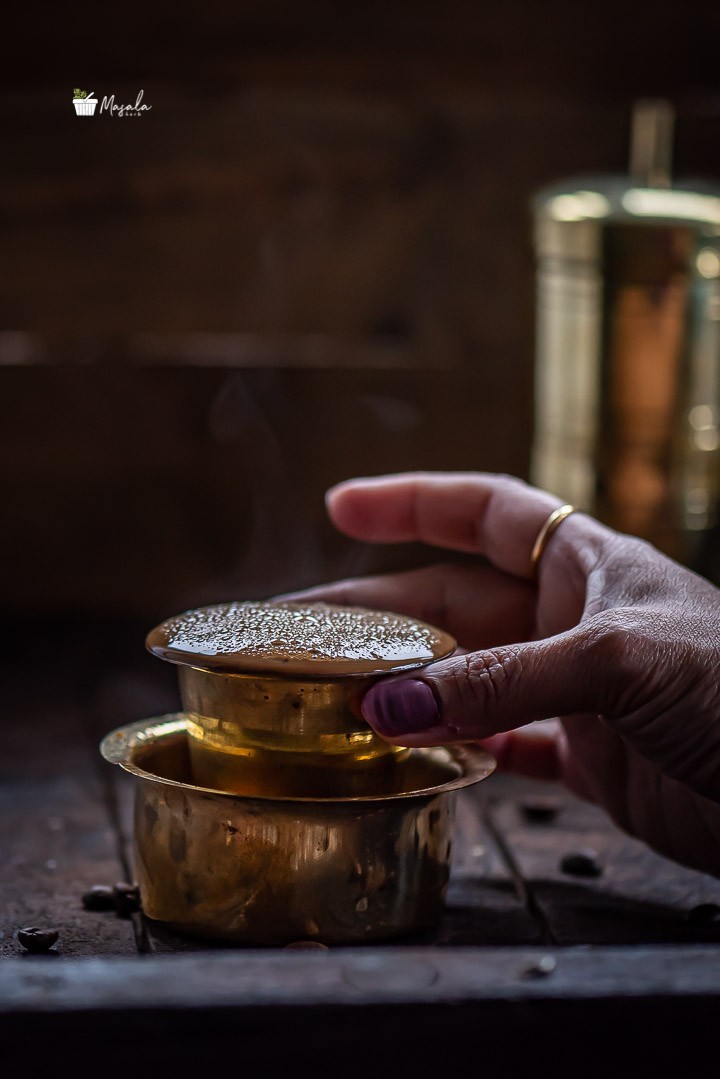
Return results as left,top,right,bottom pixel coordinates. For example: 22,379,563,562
533,99,720,568
101,716,493,945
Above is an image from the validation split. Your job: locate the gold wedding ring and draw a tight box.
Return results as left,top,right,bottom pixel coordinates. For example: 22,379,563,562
530,504,576,577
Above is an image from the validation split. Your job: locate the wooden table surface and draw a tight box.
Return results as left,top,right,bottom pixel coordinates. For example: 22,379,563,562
2,622,720,1077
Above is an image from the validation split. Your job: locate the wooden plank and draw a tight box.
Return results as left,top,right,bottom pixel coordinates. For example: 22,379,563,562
3,84,718,345
486,773,720,945
435,784,545,945
1,945,719,1079
6,3,719,96
0,332,453,370
3,944,720,1009
0,85,542,346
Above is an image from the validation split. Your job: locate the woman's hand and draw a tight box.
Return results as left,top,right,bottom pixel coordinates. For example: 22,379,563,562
290,472,720,877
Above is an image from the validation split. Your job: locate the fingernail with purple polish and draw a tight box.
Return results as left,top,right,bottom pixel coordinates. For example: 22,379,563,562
361,679,440,737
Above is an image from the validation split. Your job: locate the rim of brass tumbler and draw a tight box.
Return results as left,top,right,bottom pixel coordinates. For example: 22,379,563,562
100,600,496,944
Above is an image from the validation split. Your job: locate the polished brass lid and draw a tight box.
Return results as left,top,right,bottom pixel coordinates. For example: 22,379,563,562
146,600,456,677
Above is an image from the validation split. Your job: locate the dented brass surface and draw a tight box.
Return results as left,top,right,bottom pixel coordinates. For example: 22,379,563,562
178,666,406,797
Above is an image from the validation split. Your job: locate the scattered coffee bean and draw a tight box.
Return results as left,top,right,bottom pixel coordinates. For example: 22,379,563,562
82,885,116,912
559,849,603,878
519,796,563,823
113,881,141,917
685,903,720,926
522,955,556,978
284,941,329,951
17,927,59,954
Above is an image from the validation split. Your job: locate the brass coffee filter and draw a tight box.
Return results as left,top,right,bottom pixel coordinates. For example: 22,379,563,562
178,667,405,796
105,604,492,943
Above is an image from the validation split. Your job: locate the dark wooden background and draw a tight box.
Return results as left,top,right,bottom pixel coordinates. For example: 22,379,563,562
4,11,720,1057
3,1,720,622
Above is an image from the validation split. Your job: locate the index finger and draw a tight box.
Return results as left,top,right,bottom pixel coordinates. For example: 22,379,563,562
326,472,603,581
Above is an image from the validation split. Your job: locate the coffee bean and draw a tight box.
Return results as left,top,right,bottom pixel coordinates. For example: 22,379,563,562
82,885,116,912
284,940,329,950
522,955,556,978
519,797,563,823
685,903,720,926
17,927,59,953
113,881,141,917
559,849,603,878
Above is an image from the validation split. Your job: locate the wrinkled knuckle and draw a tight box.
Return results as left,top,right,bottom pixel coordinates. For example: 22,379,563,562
581,609,635,662
458,648,524,713
579,609,648,708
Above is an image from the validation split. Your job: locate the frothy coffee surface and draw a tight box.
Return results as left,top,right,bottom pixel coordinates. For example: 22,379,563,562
146,601,455,676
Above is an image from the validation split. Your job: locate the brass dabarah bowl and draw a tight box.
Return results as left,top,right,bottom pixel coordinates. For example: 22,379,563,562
101,715,494,945
100,600,495,944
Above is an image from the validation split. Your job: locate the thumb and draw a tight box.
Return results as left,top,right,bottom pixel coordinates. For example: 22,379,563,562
360,629,602,744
